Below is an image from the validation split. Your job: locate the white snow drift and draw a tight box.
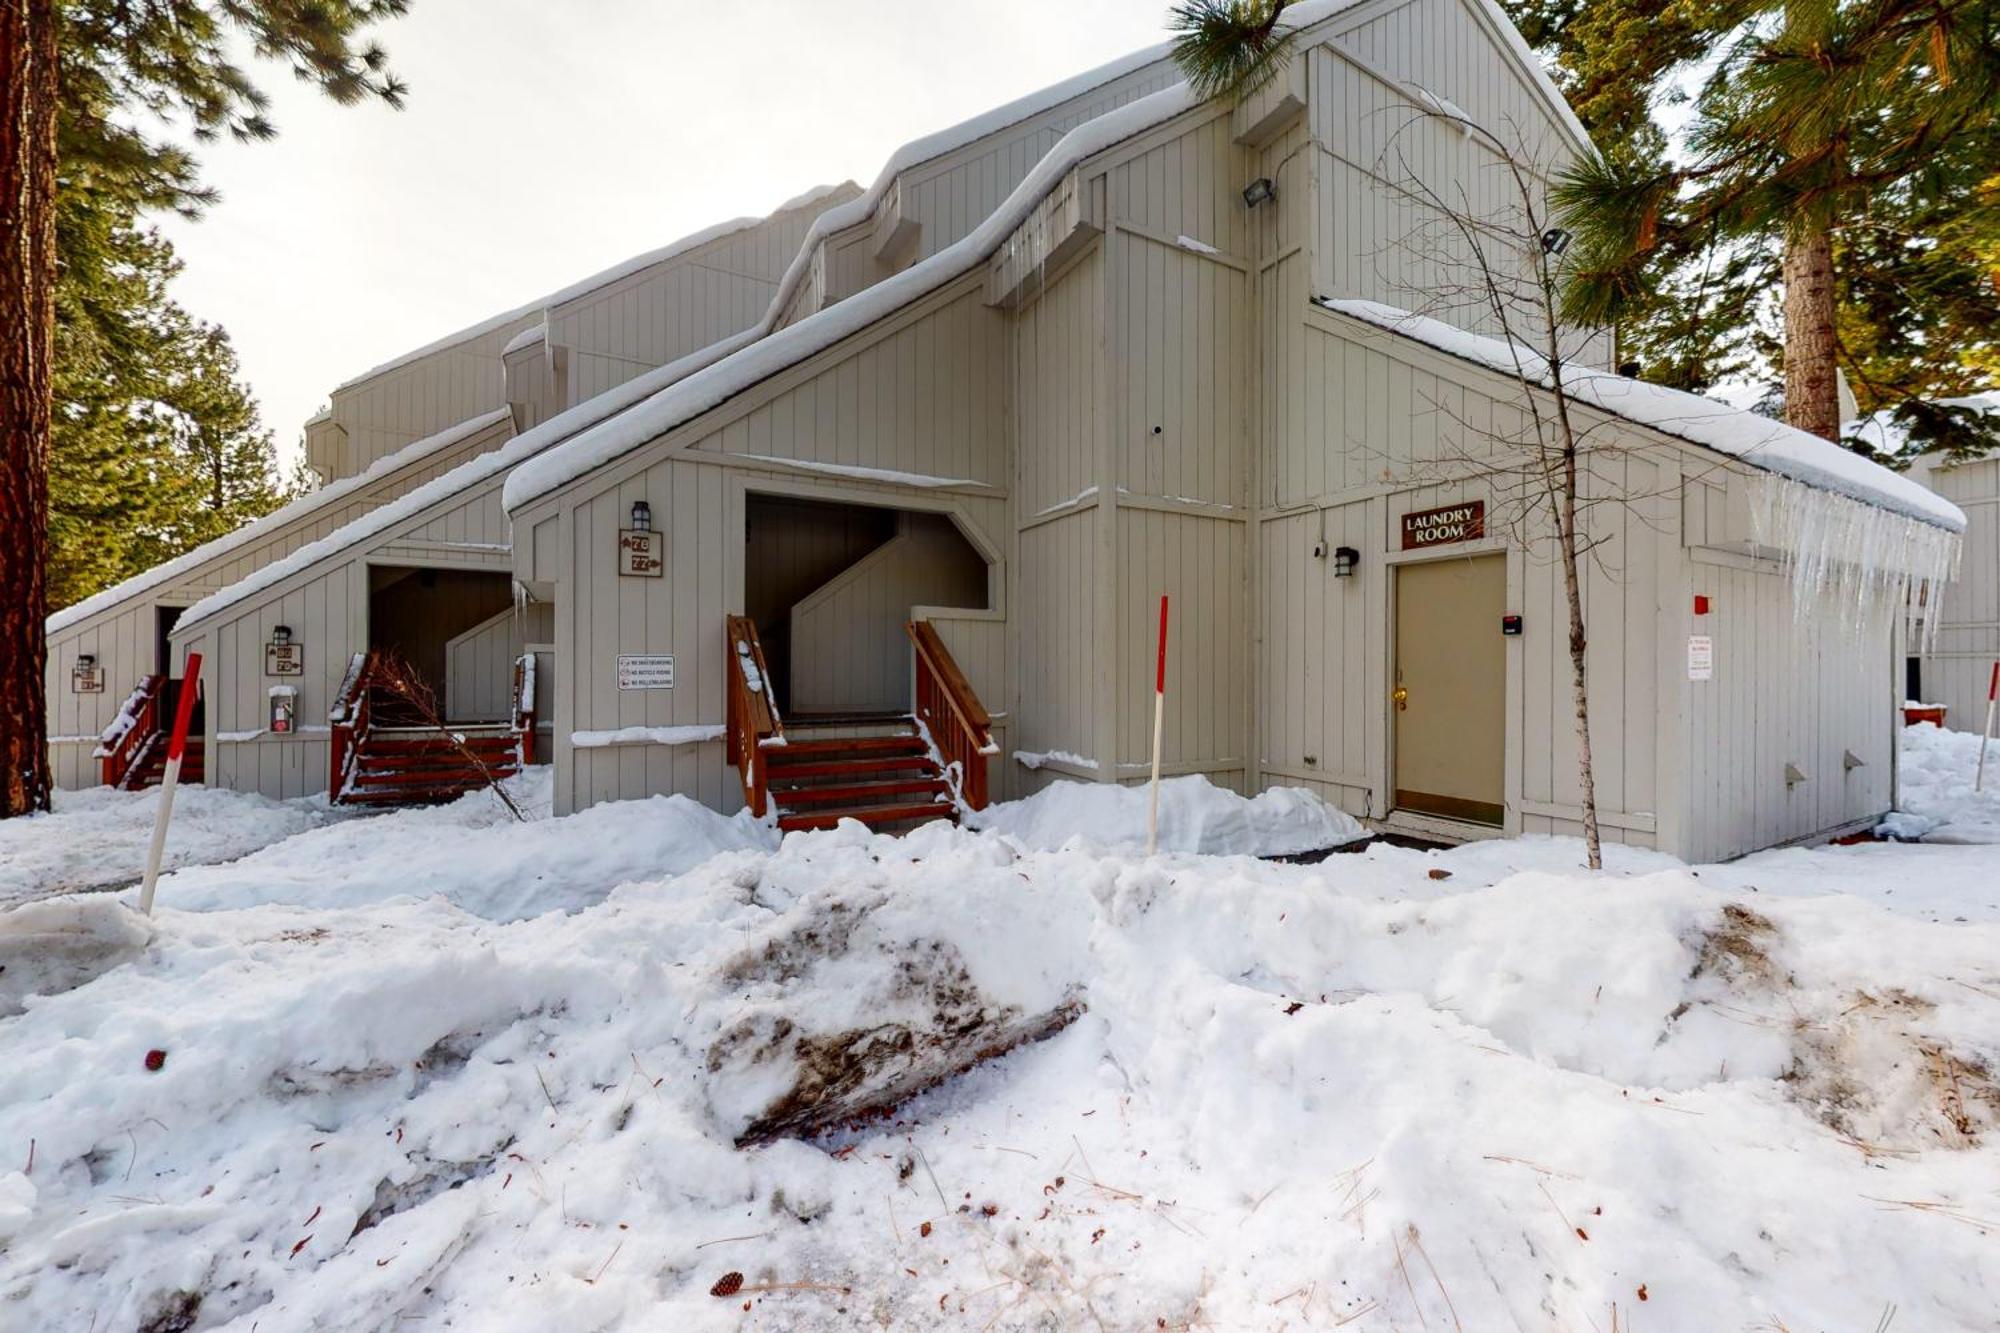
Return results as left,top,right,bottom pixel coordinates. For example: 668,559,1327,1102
0,765,1995,1330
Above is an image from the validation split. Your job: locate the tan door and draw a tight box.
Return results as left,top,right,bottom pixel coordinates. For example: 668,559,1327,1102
1394,554,1506,825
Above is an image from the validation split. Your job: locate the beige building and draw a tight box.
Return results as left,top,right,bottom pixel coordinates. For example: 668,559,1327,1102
492,0,1962,860
70,0,1968,862
47,190,848,794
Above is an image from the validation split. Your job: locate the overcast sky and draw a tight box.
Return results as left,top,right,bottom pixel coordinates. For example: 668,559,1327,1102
159,0,1175,470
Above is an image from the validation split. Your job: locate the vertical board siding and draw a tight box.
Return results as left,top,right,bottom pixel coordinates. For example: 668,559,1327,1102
1918,458,1999,726
789,515,989,713
445,602,553,723
42,421,510,787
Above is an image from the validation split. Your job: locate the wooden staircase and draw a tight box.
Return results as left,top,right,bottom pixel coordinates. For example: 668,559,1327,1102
765,717,954,831
726,617,994,832
329,651,535,807
97,675,204,790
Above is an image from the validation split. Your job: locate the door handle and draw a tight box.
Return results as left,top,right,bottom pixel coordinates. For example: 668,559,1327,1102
1392,685,1409,711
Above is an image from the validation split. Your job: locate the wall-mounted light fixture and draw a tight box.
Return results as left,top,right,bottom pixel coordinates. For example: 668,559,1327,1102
630,500,652,532
1242,177,1277,208
1332,546,1359,578
271,625,293,645
77,653,96,668
1540,227,1573,256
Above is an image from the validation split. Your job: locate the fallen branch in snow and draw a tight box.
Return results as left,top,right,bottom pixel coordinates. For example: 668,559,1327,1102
367,651,528,823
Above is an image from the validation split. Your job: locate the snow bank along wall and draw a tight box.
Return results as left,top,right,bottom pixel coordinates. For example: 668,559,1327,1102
506,0,1959,862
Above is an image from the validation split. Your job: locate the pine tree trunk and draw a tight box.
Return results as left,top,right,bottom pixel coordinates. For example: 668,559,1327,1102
1782,220,1841,442
0,0,59,817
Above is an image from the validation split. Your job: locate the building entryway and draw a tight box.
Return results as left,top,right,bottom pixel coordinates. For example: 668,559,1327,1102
1393,554,1506,826
743,494,986,718
367,566,517,722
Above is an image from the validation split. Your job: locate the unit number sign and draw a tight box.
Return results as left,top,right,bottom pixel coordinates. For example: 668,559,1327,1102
618,529,664,577
1401,500,1486,549
617,654,675,690
266,642,305,676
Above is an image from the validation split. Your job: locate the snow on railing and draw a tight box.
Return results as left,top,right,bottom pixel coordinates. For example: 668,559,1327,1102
94,678,156,758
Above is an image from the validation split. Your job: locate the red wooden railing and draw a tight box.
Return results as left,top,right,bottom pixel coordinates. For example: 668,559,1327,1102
328,651,378,802
725,615,784,816
512,653,538,765
98,675,165,789
905,619,994,811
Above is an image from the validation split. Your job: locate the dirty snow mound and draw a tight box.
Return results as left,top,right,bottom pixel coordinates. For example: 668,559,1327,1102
968,774,1364,855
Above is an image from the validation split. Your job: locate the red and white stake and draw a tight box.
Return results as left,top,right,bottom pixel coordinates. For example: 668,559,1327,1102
1977,661,1999,794
138,653,202,916
1147,595,1168,856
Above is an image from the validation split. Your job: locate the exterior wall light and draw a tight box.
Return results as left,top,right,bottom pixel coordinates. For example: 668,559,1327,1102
1332,546,1359,577
77,653,96,668
1242,177,1276,208
272,625,293,645
630,500,652,532
1540,227,1572,255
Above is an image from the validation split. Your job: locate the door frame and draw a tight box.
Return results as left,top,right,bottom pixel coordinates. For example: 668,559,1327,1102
1379,536,1520,843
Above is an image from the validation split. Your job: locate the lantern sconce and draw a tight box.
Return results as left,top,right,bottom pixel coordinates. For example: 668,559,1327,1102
1241,177,1276,209
1540,227,1573,256
630,500,652,532
77,653,96,668
1332,546,1359,578
271,624,293,645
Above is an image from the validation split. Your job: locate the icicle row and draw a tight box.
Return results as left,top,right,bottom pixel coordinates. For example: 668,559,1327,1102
1748,475,1961,649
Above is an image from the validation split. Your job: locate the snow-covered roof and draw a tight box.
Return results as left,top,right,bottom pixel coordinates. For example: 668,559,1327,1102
327,191,840,395
504,0,1591,515
752,0,1588,346
504,78,1226,513
48,408,515,636
174,333,757,635
502,325,546,357
1319,299,1967,532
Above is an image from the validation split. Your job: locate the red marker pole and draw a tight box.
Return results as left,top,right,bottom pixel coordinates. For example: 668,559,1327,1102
1147,595,1169,855
1977,661,1999,794
139,652,202,915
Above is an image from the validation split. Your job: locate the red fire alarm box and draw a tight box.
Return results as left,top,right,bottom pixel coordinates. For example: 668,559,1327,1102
268,685,298,735
1694,595,1711,616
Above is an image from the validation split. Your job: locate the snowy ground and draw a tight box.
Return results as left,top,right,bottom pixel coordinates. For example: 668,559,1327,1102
0,738,1996,1330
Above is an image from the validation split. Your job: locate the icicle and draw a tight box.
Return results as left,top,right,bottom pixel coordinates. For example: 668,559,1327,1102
1748,474,1961,649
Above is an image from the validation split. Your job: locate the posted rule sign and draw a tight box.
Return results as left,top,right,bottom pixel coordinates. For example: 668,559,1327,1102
617,654,675,690
1687,635,1714,681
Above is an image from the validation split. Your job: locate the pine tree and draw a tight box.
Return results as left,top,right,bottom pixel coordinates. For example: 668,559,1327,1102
1,1,408,818
1534,0,2000,452
1166,0,1302,102
48,183,292,610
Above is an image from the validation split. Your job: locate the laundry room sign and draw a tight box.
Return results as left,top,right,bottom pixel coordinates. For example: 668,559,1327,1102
1401,500,1485,550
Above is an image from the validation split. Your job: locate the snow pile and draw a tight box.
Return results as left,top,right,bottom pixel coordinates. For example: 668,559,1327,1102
1887,721,2000,845
569,724,725,749
1,807,1998,1328
158,771,773,922
0,898,152,1017
0,785,332,906
969,774,1367,855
